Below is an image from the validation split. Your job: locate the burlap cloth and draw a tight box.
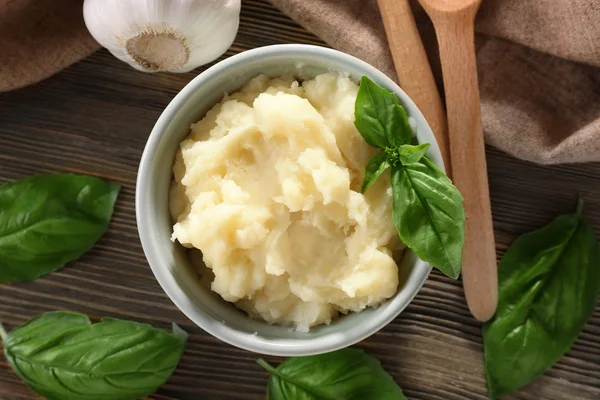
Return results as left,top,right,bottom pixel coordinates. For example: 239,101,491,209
1,0,599,164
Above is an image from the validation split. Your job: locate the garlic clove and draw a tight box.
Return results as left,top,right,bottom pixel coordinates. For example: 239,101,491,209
83,0,241,73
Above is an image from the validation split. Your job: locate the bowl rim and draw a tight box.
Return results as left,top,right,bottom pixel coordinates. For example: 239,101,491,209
136,44,436,356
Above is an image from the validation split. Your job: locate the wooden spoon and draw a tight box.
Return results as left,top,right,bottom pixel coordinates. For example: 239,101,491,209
377,0,451,173
417,0,498,322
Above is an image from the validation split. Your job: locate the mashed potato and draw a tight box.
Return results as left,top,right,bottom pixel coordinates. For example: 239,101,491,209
170,73,403,331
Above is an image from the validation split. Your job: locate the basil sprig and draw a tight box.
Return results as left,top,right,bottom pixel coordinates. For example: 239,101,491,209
258,348,407,399
483,201,600,398
0,173,120,283
0,312,187,400
355,76,465,279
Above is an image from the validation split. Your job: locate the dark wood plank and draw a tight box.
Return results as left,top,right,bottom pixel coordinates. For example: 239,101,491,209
0,0,599,399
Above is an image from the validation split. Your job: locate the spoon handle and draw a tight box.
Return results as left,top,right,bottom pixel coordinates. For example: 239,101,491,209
377,0,450,172
431,10,498,322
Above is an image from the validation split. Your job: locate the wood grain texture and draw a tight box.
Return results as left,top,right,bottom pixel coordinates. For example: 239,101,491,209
377,0,451,172
0,1,599,399
420,0,497,322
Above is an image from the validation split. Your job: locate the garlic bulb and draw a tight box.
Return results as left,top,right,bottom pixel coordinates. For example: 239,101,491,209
83,0,241,73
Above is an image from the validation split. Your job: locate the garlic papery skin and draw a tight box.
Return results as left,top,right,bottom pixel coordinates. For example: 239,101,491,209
83,0,241,73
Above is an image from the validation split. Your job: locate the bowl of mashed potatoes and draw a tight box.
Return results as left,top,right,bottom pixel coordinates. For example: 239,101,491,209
136,44,444,356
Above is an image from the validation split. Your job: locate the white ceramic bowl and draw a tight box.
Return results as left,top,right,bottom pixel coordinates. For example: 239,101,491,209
136,44,441,356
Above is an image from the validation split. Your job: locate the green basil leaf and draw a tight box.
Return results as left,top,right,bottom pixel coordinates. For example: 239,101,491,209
398,143,430,165
483,202,600,398
361,152,390,194
258,348,407,400
354,76,412,148
0,311,187,400
392,104,413,147
391,159,465,279
0,173,120,282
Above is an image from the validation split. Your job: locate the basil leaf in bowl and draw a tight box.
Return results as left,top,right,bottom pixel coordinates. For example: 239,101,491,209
355,76,465,280
0,173,120,283
397,143,431,165
354,76,412,148
0,312,187,400
391,159,464,280
483,201,600,397
361,152,390,193
258,348,407,399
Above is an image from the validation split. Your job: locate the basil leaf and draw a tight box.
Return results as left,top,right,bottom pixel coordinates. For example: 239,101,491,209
353,77,465,278
398,143,430,165
0,311,187,400
392,104,413,147
258,348,407,400
483,202,600,398
361,152,390,193
391,159,465,279
0,173,120,282
354,76,412,148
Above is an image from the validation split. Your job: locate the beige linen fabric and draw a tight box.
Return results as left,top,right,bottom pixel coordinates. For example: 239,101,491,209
0,0,99,93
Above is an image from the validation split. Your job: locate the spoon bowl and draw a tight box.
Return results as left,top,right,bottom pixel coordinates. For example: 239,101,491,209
419,0,481,14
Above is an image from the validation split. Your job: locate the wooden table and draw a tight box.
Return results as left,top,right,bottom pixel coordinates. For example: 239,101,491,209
1,1,599,399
